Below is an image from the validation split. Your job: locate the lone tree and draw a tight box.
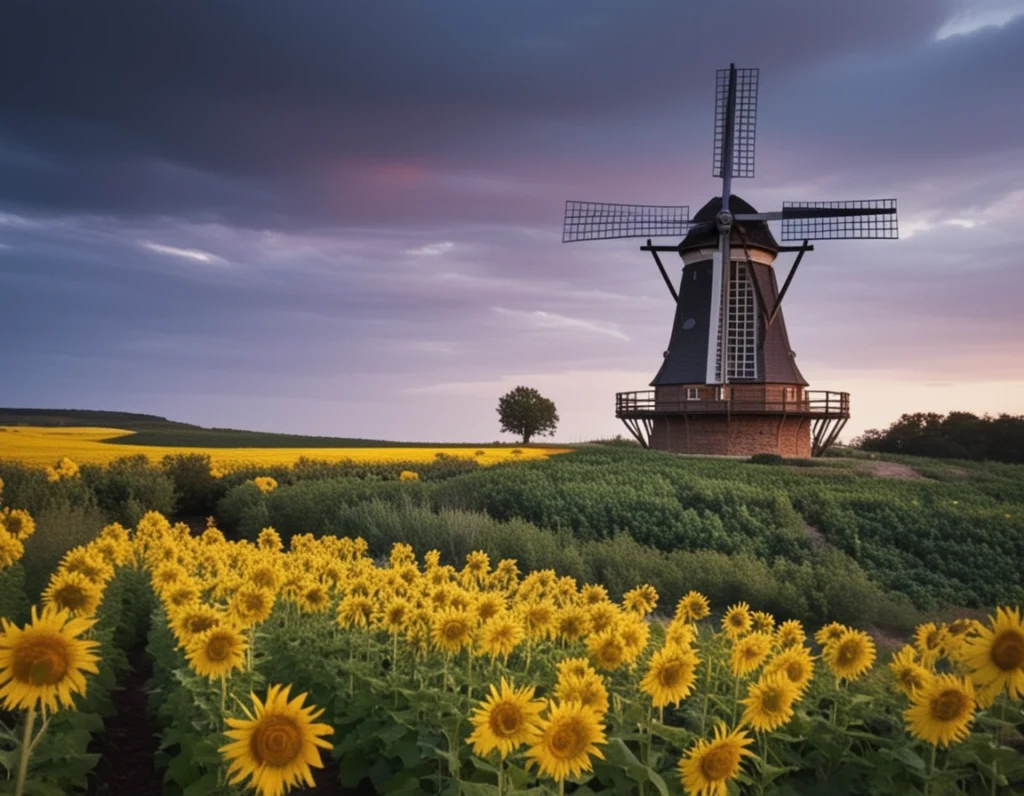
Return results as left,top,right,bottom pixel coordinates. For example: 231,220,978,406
497,386,559,444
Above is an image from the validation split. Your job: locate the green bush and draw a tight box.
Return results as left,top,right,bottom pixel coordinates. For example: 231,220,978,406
750,453,785,465
20,500,109,599
80,455,176,526
161,452,226,517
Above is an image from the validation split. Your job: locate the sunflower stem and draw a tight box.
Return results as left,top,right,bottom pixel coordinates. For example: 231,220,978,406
220,675,227,713
15,706,36,796
467,645,474,702
731,676,741,726
558,779,565,796
924,744,936,796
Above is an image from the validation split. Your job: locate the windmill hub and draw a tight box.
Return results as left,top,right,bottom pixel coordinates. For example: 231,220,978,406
561,64,898,458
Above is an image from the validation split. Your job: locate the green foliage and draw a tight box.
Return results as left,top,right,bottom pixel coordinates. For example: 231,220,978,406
496,386,559,444
160,453,226,518
19,502,109,601
855,410,1024,463
79,455,176,527
749,453,785,466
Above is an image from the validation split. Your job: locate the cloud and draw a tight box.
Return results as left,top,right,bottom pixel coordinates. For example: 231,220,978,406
492,307,629,341
935,0,1024,38
142,241,226,264
403,241,455,256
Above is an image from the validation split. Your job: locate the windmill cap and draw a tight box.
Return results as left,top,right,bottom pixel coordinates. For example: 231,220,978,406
680,195,780,254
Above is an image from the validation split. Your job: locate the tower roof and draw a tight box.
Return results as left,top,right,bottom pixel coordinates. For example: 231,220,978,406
680,195,779,253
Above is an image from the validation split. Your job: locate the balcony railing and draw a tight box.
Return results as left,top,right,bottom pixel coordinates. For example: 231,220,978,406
615,389,850,418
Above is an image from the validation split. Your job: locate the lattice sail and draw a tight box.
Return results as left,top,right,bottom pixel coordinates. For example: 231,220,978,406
781,199,898,240
562,201,690,242
713,66,758,179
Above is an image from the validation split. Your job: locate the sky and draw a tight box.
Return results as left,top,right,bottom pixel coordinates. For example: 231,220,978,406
2,0,1023,443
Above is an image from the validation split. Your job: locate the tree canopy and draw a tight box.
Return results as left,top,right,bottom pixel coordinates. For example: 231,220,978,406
852,411,1024,463
496,386,559,444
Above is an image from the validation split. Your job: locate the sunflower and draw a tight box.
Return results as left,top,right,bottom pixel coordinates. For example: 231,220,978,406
750,611,775,634
740,673,799,732
477,613,525,660
666,618,697,648
525,701,607,782
464,550,491,581
675,590,711,623
889,645,932,697
587,602,620,634
1,509,36,541
814,621,848,648
170,604,223,646
580,584,609,606
61,549,114,586
774,620,806,650
730,632,773,678
722,602,752,639
520,600,558,641
378,597,413,634
42,570,104,617
640,643,699,708
679,723,753,796
473,593,506,623
230,585,276,627
187,625,248,680
257,527,284,552
823,629,876,682
251,476,278,494
940,618,978,660
961,605,1024,706
587,628,628,672
623,584,658,616
337,595,375,629
249,562,282,593
556,657,595,681
164,582,200,610
432,608,474,653
555,671,610,716
555,605,591,642
914,622,947,668
296,582,331,614
221,683,333,796
762,646,815,694
0,605,100,712
619,613,651,664
468,678,545,758
0,530,24,569
904,674,976,747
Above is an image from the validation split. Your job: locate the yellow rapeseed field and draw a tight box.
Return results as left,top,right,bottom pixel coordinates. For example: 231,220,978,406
0,426,570,468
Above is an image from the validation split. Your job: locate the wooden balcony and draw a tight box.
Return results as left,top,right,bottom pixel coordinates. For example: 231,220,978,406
615,389,850,419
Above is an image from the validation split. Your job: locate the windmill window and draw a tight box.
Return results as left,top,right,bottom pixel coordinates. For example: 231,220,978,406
686,387,701,401
726,261,758,379
784,387,798,401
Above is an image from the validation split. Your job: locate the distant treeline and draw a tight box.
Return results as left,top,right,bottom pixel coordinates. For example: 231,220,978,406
853,412,1024,463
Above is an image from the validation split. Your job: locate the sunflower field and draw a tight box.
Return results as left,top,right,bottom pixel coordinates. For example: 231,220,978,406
1,485,1022,794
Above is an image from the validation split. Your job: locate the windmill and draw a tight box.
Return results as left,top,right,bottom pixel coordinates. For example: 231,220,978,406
562,64,898,457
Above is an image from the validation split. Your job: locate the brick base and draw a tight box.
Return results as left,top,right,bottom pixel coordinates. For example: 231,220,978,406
648,414,812,457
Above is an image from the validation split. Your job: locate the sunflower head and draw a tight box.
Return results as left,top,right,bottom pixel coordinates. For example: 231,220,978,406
187,625,247,680
525,700,607,782
0,605,100,712
586,628,627,672
42,570,104,618
622,584,658,617
469,678,545,759
775,619,806,649
555,671,610,716
763,646,815,694
221,684,334,793
889,645,933,697
740,673,799,732
904,673,976,747
477,613,525,660
722,602,752,639
675,590,711,623
961,605,1024,706
679,723,753,796
730,632,774,678
824,628,876,682
431,608,475,653
640,643,699,708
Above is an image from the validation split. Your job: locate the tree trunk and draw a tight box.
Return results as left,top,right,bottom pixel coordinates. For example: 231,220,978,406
522,432,532,444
